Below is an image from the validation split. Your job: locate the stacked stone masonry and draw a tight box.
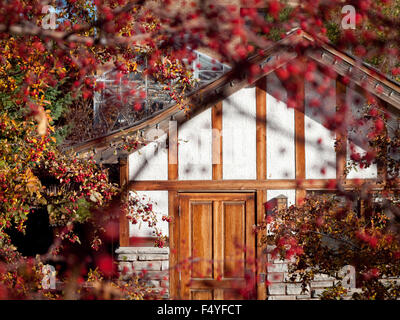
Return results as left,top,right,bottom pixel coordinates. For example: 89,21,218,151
116,246,365,300
266,245,358,300
116,247,169,299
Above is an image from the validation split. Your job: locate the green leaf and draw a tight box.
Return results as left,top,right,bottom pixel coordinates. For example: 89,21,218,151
76,198,92,222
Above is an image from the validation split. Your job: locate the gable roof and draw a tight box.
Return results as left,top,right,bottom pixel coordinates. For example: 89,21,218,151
66,29,400,163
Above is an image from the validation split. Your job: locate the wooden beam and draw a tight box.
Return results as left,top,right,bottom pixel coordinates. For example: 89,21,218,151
128,178,383,191
119,156,130,247
377,134,388,186
256,77,267,180
167,118,179,298
377,101,389,186
245,194,257,299
336,79,348,183
294,70,306,204
212,102,223,180
256,190,267,300
168,119,178,180
168,191,179,299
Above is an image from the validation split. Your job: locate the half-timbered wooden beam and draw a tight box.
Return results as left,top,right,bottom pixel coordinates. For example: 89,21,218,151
294,67,306,204
336,79,348,183
119,156,130,247
376,101,389,186
256,77,267,181
128,178,383,191
168,190,179,299
256,189,267,300
168,119,178,180
212,102,223,180
167,115,179,298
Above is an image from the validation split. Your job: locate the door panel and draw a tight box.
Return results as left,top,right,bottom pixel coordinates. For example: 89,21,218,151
223,202,245,278
191,290,212,300
178,193,256,300
191,202,213,278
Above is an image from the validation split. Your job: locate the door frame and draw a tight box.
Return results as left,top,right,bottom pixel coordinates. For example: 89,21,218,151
169,190,266,300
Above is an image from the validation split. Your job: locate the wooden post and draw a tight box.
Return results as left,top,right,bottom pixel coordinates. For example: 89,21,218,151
119,156,130,247
295,73,306,204
256,189,267,300
168,191,179,299
168,119,178,180
256,77,267,181
212,102,223,180
336,79,348,183
377,100,388,186
256,77,267,299
168,119,179,298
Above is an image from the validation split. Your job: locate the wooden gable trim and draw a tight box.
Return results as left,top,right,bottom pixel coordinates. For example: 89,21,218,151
305,34,400,111
304,31,400,99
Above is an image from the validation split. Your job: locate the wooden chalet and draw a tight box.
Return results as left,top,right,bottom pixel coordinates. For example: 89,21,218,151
69,28,400,300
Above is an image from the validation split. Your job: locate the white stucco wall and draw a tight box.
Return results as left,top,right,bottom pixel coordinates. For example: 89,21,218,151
304,71,337,179
129,134,168,181
387,110,400,178
266,71,295,179
129,190,169,238
346,87,377,179
178,108,212,180
127,70,388,189
222,87,257,179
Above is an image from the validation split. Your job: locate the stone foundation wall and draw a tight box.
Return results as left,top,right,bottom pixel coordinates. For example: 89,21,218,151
116,247,169,298
266,246,357,300
115,246,362,300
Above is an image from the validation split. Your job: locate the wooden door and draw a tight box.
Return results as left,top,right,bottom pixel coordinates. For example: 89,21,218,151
178,193,257,300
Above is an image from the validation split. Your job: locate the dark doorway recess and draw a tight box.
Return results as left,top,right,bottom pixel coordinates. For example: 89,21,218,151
7,207,54,257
